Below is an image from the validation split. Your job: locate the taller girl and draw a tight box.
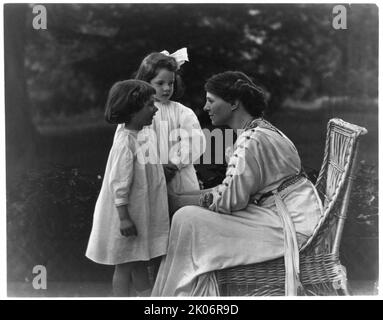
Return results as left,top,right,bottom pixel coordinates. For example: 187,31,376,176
118,48,206,193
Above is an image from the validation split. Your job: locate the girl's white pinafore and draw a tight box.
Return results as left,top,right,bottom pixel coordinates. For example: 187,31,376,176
115,100,206,193
85,127,169,265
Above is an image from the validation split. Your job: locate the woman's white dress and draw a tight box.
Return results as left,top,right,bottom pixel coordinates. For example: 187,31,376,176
151,119,324,296
86,127,169,265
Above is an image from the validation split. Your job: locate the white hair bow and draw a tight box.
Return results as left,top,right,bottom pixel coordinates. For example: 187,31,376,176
160,47,189,70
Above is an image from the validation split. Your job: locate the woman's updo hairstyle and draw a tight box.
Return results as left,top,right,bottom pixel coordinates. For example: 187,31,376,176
205,71,267,118
104,79,155,124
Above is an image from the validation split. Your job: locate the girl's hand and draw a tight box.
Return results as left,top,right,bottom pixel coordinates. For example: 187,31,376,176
163,164,177,183
119,218,137,237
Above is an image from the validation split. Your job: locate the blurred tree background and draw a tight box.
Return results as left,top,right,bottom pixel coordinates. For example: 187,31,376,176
5,3,378,295
22,3,377,122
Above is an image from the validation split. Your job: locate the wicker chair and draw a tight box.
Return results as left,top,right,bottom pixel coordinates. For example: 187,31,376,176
216,118,368,296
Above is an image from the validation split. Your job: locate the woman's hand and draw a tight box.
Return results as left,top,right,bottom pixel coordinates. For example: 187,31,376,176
199,192,214,208
163,163,178,183
119,218,137,237
168,190,209,216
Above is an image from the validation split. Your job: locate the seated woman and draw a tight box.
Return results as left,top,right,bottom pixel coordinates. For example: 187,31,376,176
151,71,324,296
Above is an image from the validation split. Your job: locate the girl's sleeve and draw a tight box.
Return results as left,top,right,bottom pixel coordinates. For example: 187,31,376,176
208,132,264,214
169,105,206,170
113,124,124,143
108,145,134,207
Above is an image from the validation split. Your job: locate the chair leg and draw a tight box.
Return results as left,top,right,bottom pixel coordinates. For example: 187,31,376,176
332,264,351,296
342,280,352,295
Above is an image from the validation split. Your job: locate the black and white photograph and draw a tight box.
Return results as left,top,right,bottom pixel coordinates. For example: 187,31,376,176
2,2,379,299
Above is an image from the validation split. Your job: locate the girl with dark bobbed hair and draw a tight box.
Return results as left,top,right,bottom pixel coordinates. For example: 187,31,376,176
87,80,170,297
104,79,156,124
152,71,323,297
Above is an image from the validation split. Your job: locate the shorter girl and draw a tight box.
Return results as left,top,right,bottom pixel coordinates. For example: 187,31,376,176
86,80,169,297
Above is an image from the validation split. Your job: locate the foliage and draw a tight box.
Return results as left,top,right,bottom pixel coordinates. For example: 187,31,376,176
344,162,379,238
24,3,378,119
7,165,108,281
339,162,379,280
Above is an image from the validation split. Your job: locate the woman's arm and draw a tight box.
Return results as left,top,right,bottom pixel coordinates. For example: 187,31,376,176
168,188,214,215
208,133,263,214
174,187,214,196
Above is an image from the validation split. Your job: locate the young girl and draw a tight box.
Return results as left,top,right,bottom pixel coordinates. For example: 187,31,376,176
116,48,206,194
85,80,169,297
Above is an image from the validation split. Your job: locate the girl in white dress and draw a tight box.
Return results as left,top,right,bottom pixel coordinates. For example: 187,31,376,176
86,80,169,297
116,48,206,194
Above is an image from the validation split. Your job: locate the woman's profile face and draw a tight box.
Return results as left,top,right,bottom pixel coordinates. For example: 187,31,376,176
203,92,232,126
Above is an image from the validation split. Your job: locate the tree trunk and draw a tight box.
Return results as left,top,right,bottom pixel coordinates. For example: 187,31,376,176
4,4,38,171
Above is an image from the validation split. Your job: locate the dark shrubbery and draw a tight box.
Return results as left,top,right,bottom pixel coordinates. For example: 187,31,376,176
7,165,112,282
340,162,379,280
346,162,378,237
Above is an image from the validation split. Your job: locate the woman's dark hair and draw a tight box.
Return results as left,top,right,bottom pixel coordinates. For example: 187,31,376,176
135,52,185,99
104,79,155,124
204,71,267,118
